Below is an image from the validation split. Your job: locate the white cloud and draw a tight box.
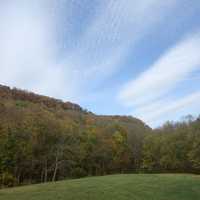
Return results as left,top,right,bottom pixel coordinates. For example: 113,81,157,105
0,0,179,103
119,32,200,107
66,0,179,83
0,1,79,100
135,91,200,127
118,31,200,127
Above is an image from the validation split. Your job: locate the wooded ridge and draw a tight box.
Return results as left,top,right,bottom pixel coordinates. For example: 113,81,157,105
0,85,199,188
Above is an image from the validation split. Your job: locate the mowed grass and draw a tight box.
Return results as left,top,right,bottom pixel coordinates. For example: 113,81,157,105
0,174,200,200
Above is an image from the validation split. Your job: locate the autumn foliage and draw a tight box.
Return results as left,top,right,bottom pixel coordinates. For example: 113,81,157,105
0,85,199,188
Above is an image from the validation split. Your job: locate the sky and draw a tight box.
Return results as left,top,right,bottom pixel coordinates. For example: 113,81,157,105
0,0,200,127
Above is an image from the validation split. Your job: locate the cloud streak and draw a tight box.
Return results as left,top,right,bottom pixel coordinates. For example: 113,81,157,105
135,91,200,126
0,0,179,101
0,0,81,101
119,32,200,106
65,0,179,83
119,31,200,126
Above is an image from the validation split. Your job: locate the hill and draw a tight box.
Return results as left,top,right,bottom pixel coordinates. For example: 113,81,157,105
0,174,200,200
0,84,200,188
0,85,150,187
0,84,148,129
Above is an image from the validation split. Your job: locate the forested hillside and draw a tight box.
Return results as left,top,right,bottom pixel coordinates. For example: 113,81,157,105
0,85,199,188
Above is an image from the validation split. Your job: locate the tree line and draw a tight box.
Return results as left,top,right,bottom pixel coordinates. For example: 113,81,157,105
0,86,199,188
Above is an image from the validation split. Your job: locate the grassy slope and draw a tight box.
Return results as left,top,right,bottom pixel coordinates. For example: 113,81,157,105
0,174,199,200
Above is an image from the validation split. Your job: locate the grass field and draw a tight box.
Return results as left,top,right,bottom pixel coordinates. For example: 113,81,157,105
0,174,199,200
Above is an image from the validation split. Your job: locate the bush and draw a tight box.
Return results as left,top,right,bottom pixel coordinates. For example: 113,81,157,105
0,172,17,187
70,168,87,178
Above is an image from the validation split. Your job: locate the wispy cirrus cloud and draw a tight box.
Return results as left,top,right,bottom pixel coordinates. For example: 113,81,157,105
0,0,179,101
66,0,179,83
0,1,71,97
118,31,200,126
135,91,200,126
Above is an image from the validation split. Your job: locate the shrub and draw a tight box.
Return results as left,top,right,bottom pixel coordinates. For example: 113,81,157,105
0,172,17,187
70,168,87,178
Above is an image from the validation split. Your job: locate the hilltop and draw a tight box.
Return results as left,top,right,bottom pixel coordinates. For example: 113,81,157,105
0,85,84,112
0,84,148,126
0,84,200,188
0,84,150,187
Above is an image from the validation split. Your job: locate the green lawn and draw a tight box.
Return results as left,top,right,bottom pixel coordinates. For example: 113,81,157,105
0,174,199,200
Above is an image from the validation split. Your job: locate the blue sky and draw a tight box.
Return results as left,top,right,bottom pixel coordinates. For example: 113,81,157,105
0,0,200,127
